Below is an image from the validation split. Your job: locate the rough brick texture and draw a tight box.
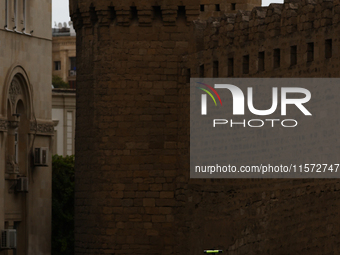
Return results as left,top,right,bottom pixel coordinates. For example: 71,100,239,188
70,0,340,254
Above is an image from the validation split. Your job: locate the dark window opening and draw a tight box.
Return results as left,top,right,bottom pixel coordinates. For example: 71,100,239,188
54,61,61,71
14,132,18,163
153,6,162,21
307,42,314,62
274,48,280,68
243,55,249,74
89,6,98,25
213,61,219,77
177,6,186,22
5,0,8,27
290,45,297,66
325,39,332,59
231,3,236,10
258,51,265,72
70,57,76,71
228,58,234,77
200,5,205,12
130,6,138,21
186,69,191,83
109,6,116,21
199,64,204,78
215,4,220,11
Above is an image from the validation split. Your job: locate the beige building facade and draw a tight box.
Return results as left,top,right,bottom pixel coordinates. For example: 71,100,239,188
52,26,76,88
52,88,76,156
0,0,53,255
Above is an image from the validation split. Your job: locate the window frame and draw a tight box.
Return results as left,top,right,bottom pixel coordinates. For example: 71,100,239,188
243,55,250,74
307,42,314,62
258,51,265,72
228,57,234,77
213,61,219,78
14,0,18,30
290,45,297,66
14,132,18,164
273,48,280,69
199,64,204,78
5,0,9,28
23,0,26,31
69,57,76,71
325,39,332,59
54,61,61,71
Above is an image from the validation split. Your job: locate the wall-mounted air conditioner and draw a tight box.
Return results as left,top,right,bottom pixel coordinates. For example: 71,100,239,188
34,147,48,166
16,177,28,192
1,229,16,249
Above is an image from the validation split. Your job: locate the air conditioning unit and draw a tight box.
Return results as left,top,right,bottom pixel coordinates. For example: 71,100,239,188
69,70,76,76
16,177,28,192
1,229,16,249
34,147,48,166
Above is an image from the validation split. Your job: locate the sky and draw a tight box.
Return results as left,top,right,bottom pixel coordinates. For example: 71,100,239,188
52,0,71,27
52,0,284,27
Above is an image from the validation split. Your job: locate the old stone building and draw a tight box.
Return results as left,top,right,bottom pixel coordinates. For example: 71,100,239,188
52,88,76,156
0,0,53,255
70,0,340,254
52,24,77,88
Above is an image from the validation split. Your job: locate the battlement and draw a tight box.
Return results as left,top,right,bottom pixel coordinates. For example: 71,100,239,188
198,0,339,44
69,0,261,28
183,0,340,78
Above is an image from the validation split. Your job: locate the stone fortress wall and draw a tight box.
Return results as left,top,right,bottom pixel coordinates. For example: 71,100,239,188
187,0,340,78
69,0,340,254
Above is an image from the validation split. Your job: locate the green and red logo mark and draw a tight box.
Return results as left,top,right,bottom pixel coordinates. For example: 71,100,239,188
196,82,222,115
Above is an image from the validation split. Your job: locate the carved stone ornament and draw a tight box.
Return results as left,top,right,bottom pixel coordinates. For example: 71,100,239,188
9,79,22,105
30,122,54,134
8,120,19,129
0,120,8,131
6,155,19,174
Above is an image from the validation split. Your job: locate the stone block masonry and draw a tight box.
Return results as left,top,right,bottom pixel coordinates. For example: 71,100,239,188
70,0,340,254
187,0,340,78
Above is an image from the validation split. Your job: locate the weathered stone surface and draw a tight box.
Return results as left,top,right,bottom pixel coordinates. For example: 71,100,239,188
70,0,340,254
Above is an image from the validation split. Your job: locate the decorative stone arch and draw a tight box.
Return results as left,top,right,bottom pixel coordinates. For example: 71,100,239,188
2,65,33,175
2,65,33,120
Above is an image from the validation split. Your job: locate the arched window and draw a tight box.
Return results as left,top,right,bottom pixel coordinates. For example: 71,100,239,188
5,74,31,175
16,99,28,173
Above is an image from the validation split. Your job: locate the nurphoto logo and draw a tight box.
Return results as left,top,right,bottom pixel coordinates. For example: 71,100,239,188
197,82,312,128
190,78,340,178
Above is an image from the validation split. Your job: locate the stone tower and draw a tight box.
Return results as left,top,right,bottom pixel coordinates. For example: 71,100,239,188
68,0,260,254
69,0,340,254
